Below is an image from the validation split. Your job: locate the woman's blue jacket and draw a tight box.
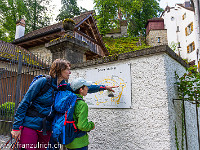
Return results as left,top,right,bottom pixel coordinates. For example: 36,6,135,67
12,77,106,131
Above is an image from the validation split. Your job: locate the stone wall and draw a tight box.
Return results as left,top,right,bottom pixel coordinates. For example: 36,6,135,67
28,45,52,60
146,30,168,47
67,45,199,149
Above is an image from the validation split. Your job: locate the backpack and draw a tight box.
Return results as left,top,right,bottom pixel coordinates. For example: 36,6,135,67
52,90,86,145
29,74,52,98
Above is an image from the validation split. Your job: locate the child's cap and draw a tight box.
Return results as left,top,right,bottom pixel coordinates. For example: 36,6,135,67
71,77,92,91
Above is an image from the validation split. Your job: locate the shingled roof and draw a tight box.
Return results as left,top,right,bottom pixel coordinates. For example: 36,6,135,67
176,4,194,11
0,40,50,66
12,10,108,56
1,40,31,60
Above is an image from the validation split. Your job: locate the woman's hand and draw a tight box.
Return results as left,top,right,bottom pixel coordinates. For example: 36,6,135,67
11,130,21,140
106,86,119,92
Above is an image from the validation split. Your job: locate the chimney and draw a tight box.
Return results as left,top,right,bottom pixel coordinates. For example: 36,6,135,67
120,20,128,36
15,19,25,39
184,0,191,7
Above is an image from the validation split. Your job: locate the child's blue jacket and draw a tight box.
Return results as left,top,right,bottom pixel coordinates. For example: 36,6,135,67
12,77,105,131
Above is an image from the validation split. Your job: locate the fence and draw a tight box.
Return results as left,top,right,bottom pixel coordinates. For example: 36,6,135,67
0,52,51,135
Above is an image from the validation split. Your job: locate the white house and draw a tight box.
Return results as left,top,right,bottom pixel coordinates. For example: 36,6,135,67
161,0,198,65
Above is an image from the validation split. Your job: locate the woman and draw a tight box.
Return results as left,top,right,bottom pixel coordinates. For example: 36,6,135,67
11,59,116,150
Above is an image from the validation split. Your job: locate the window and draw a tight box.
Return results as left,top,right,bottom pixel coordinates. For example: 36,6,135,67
182,13,186,20
185,22,193,36
187,42,195,53
157,37,161,43
178,42,181,48
177,26,180,32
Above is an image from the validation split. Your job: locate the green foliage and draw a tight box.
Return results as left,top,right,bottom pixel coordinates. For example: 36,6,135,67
169,41,178,51
0,102,15,116
175,66,200,103
103,37,150,55
94,0,163,36
128,0,163,36
56,0,87,21
0,0,52,42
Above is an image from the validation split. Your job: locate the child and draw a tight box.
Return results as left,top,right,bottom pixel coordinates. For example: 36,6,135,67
66,77,95,150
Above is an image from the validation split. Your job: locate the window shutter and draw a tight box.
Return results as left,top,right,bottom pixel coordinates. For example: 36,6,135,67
192,42,195,50
191,22,193,31
187,45,189,53
185,27,188,36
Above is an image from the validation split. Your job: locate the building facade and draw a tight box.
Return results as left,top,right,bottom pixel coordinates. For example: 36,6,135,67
146,18,168,47
191,0,200,67
161,1,198,64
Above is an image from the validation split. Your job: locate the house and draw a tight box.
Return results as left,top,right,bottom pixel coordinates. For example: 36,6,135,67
12,11,109,63
161,0,197,65
145,18,168,47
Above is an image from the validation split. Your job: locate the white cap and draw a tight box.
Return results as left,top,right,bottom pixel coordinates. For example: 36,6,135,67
71,77,92,91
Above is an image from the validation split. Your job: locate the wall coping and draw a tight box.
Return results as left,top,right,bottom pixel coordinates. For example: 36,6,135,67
71,45,189,69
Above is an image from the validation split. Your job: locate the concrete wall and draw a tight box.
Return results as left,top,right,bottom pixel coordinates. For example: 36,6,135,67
68,45,199,150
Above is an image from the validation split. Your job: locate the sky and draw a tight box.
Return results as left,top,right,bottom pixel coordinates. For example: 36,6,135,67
51,0,185,23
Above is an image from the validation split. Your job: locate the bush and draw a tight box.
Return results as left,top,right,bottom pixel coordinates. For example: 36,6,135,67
0,102,15,116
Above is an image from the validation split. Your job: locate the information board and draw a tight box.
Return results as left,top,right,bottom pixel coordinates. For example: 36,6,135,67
85,63,131,108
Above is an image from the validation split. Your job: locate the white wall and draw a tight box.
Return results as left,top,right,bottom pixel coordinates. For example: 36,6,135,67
193,0,200,62
68,47,199,150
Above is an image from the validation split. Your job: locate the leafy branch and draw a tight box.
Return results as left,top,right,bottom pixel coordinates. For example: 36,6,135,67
175,66,200,104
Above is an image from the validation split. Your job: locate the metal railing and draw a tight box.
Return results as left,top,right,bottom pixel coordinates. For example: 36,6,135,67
0,52,51,135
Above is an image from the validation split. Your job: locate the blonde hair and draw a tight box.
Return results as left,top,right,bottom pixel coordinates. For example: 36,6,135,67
49,59,71,78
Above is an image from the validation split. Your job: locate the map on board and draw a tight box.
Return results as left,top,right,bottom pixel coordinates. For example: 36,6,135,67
85,63,131,108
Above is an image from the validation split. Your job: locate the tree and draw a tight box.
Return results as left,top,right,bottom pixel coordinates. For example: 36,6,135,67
0,0,52,42
56,0,87,21
128,0,163,36
94,0,163,36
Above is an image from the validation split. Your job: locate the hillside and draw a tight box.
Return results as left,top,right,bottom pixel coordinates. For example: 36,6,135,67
103,37,151,55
